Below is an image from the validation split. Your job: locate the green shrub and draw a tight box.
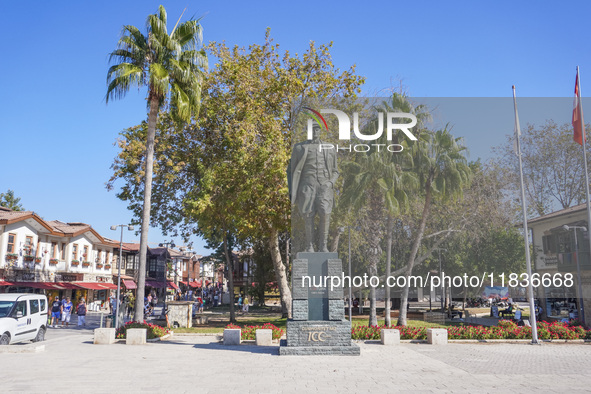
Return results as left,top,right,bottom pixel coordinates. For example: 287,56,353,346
225,323,284,340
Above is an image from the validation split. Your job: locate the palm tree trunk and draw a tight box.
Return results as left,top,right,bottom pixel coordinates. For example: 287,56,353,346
397,180,432,326
223,231,236,323
369,260,378,326
134,96,159,322
268,228,292,318
385,215,394,327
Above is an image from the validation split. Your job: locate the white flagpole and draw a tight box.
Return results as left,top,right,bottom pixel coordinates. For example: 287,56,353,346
513,85,539,344
576,66,590,325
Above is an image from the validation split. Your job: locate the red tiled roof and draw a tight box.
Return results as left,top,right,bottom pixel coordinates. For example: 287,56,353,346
47,220,91,234
0,210,34,221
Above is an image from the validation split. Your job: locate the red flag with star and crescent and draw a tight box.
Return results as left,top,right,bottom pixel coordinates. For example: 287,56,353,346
573,71,585,145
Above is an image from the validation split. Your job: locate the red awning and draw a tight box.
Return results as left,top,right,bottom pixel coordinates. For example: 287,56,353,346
55,282,82,289
122,279,136,289
0,280,13,286
179,281,188,286
74,282,116,290
167,281,179,290
13,282,56,289
188,281,199,288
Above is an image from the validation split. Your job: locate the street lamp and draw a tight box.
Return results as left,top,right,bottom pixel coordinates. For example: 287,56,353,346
110,224,134,329
433,248,447,311
562,225,586,325
159,240,176,285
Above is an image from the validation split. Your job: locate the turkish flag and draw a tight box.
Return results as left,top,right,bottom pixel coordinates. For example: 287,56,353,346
573,72,585,145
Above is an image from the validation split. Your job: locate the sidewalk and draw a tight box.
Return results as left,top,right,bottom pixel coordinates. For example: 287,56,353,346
4,333,591,392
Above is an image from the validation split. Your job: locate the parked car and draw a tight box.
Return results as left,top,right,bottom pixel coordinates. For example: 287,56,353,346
0,293,48,345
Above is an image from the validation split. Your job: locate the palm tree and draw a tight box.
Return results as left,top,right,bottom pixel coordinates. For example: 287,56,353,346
396,128,471,326
340,126,416,327
106,5,206,322
376,93,430,326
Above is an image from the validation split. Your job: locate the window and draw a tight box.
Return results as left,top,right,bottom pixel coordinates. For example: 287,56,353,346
12,301,27,317
83,245,89,261
97,249,102,262
72,244,78,260
40,299,46,312
51,242,58,259
24,236,33,255
126,255,135,270
149,257,157,272
183,262,187,271
60,243,66,260
7,233,16,253
29,299,39,314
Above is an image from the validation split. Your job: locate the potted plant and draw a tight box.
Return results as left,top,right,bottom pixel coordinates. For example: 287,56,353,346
49,258,58,265
71,259,80,266
105,264,111,269
24,255,35,262
35,257,42,263
6,253,18,261
96,262,104,269
82,261,91,267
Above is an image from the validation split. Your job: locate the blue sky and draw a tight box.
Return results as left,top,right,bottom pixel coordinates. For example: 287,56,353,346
1,1,589,255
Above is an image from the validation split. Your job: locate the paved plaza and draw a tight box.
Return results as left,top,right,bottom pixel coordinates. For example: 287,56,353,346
3,330,591,393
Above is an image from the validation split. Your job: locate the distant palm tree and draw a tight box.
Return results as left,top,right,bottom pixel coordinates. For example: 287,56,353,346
397,128,471,326
376,93,430,326
106,5,206,322
340,115,416,326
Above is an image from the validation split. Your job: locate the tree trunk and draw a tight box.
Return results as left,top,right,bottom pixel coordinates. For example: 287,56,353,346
330,227,342,253
384,215,394,327
223,232,236,323
268,228,292,318
134,96,159,323
397,181,432,326
369,260,378,327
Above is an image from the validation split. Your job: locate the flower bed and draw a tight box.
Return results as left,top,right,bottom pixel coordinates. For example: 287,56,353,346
49,258,58,264
351,320,591,341
24,255,35,261
115,321,170,340
225,323,284,340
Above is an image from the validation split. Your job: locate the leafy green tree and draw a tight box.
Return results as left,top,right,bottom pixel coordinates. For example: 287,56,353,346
106,4,206,322
493,120,591,216
397,128,471,326
0,190,24,211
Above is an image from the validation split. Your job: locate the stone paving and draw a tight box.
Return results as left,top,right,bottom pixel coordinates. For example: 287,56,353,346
4,333,591,393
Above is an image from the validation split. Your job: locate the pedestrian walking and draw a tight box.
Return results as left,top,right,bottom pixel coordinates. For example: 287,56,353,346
50,296,61,328
61,297,73,327
77,298,87,327
242,295,249,313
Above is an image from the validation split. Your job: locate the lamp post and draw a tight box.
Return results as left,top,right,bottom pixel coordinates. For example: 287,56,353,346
562,225,587,325
110,224,134,329
433,248,447,311
159,240,176,283
339,226,359,323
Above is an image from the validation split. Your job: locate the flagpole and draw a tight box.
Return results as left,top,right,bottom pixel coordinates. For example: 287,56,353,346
576,66,590,325
513,85,539,344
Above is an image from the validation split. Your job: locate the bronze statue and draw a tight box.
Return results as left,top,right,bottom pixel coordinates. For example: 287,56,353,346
289,123,339,252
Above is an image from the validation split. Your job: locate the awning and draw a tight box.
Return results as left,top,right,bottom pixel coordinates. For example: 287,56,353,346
12,281,56,290
188,281,199,288
55,282,82,289
167,281,179,290
122,279,136,289
0,280,13,286
145,280,167,289
74,282,116,290
179,281,188,286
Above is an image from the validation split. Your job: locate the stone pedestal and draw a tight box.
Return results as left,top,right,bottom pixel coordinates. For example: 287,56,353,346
380,329,400,345
126,328,147,345
167,301,193,328
224,329,241,345
280,252,359,356
94,328,116,344
427,328,448,345
255,329,273,346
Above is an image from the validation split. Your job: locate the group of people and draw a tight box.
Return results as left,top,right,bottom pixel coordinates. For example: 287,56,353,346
237,294,249,313
49,296,87,328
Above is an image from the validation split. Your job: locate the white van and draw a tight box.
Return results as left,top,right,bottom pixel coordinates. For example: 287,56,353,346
0,293,48,345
